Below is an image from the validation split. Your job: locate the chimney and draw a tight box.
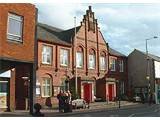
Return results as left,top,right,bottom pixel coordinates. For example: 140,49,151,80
89,6,92,11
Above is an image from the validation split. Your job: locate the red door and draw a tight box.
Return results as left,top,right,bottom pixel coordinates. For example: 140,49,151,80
83,83,92,103
108,84,114,101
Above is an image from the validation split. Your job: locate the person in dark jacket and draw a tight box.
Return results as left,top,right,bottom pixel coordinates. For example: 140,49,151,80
57,90,65,112
32,103,44,117
149,93,153,105
141,93,145,104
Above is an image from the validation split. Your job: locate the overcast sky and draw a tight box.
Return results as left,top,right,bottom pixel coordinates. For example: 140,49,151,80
35,3,160,56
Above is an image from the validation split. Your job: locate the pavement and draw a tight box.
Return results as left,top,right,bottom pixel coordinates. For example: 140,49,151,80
0,101,139,117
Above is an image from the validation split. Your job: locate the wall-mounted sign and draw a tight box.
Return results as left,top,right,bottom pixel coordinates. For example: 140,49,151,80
154,61,160,79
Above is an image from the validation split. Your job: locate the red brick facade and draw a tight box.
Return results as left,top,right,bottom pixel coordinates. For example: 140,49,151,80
36,6,126,107
0,4,37,111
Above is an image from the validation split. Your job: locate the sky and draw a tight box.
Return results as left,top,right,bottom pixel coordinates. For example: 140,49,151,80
35,3,160,56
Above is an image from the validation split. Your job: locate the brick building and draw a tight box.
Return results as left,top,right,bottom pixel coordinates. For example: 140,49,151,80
96,47,128,101
36,6,128,107
128,49,160,103
0,4,37,112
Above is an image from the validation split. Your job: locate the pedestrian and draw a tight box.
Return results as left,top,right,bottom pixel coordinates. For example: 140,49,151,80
141,93,145,104
32,103,44,117
63,91,69,113
149,93,153,106
57,90,64,112
66,90,72,112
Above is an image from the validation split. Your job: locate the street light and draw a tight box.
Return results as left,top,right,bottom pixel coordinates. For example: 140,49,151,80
145,36,158,102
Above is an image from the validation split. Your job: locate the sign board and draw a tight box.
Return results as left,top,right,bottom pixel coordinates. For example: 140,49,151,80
154,61,160,78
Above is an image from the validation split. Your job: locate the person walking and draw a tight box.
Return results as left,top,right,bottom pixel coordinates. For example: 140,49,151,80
66,90,72,112
149,93,153,106
141,93,145,104
57,90,64,112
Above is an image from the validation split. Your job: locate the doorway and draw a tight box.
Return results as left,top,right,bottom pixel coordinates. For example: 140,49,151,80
108,84,114,101
83,83,92,103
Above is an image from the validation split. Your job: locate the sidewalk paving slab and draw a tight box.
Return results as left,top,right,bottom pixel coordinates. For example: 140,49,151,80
0,101,139,117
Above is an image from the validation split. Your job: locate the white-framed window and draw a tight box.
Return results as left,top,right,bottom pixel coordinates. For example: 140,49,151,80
120,81,125,95
76,52,83,68
42,45,52,64
110,58,116,71
119,60,124,72
36,82,41,96
60,49,69,66
7,13,23,42
100,56,106,70
42,78,52,97
89,54,95,69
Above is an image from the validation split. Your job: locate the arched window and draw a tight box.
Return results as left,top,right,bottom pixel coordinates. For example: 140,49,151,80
76,46,84,68
42,75,52,97
88,48,96,69
100,51,106,70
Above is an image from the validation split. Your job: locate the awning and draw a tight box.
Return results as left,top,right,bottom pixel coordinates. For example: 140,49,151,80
0,70,11,78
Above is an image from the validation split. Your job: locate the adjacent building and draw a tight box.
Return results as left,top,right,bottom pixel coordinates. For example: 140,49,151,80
0,4,37,111
96,47,128,101
128,49,160,103
36,6,128,107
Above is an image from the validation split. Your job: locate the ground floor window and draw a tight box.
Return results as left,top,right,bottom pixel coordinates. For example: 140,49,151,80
120,81,125,95
42,78,52,97
53,86,61,97
36,82,41,96
0,81,8,108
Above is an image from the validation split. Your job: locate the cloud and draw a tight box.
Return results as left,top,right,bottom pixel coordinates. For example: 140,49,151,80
35,3,160,56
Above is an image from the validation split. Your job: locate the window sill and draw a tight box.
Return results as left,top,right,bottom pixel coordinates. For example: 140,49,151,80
60,64,68,67
41,95,52,98
7,39,23,44
88,68,95,70
76,66,83,69
41,63,52,66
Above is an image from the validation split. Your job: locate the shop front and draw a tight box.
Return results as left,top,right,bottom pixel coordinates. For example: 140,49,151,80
0,70,11,111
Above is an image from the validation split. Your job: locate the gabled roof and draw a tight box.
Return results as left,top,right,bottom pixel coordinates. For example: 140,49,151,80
134,49,160,62
109,47,126,57
37,23,80,46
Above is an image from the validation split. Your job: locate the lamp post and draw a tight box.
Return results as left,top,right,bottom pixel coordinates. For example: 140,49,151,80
118,80,121,108
74,16,78,96
145,36,158,102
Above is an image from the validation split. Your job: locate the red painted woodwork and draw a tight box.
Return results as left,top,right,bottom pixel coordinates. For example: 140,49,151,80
83,83,92,103
108,84,114,101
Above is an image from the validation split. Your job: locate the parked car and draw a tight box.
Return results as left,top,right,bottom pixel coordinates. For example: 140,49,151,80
72,99,87,109
133,96,141,102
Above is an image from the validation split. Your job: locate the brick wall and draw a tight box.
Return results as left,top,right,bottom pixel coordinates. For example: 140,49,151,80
0,3,36,63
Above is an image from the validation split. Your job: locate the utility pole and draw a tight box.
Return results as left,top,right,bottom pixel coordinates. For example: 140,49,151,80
74,17,78,96
145,36,158,103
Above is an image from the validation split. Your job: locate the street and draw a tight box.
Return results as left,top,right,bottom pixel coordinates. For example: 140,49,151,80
52,104,160,117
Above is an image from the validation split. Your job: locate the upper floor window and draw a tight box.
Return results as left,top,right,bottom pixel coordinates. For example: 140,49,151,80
88,49,96,69
7,13,23,42
100,52,106,70
119,60,124,72
110,58,116,71
76,46,84,68
42,77,52,97
60,49,69,66
76,52,83,68
42,45,52,64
